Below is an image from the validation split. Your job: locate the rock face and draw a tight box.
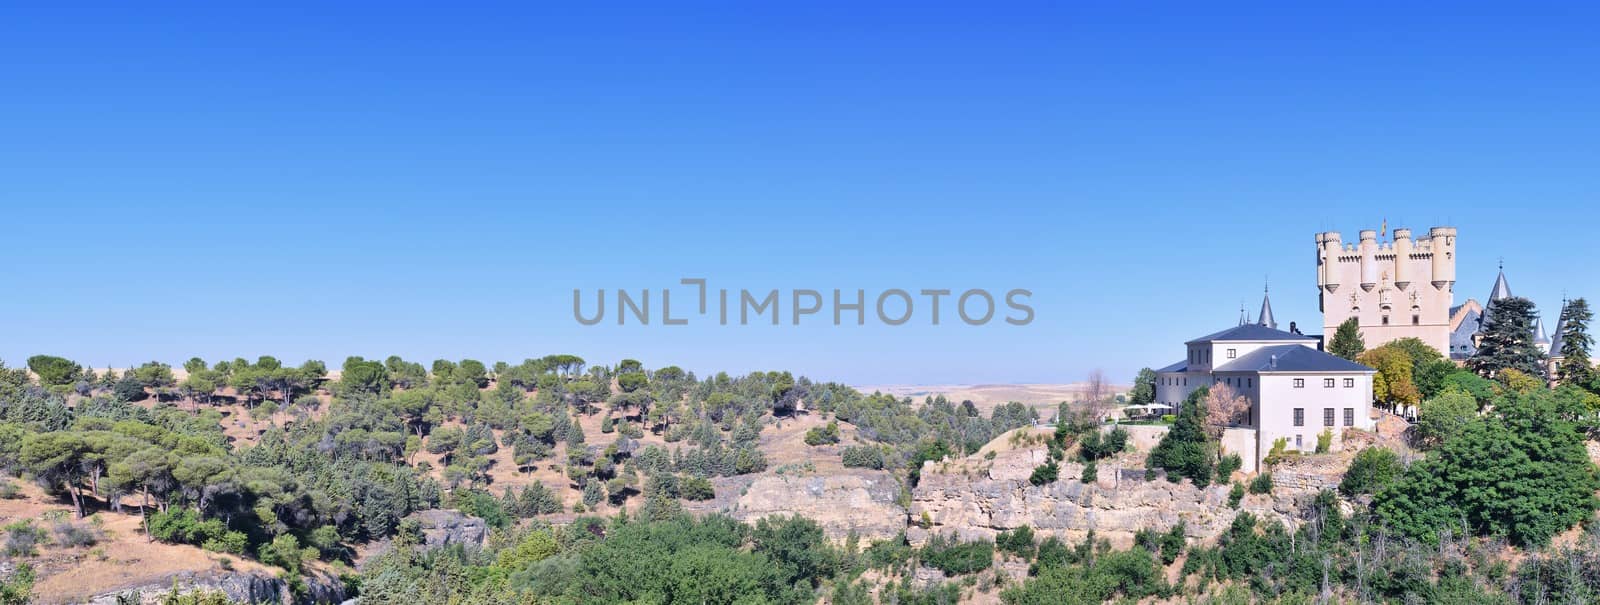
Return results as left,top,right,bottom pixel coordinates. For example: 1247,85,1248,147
405,509,488,551
909,446,1323,548
83,569,347,605
688,470,907,543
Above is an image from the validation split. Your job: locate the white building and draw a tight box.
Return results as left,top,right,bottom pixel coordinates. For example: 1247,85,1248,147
1154,294,1377,469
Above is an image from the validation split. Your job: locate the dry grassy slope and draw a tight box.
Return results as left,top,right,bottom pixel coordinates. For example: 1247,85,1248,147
0,481,284,604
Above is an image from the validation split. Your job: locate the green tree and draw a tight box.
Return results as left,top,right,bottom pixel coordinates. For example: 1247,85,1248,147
1147,387,1214,487
1339,447,1403,496
19,431,94,517
26,355,82,388
1375,388,1600,546
1557,298,1595,386
1329,317,1365,360
1129,368,1157,406
1414,388,1477,447
1468,297,1548,379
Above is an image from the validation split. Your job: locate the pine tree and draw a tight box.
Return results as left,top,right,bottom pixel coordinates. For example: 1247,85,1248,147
1558,298,1594,386
1328,317,1365,360
1467,297,1547,379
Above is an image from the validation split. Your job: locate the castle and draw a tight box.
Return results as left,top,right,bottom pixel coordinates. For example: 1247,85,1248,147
1315,227,1457,354
1316,225,1579,377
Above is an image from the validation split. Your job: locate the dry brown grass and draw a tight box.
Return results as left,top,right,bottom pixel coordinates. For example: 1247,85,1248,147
0,479,276,604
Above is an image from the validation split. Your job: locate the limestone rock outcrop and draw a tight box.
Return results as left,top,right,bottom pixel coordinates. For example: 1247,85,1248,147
909,445,1326,548
687,470,907,543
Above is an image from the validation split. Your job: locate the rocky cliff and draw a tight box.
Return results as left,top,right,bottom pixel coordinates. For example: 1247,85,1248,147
909,444,1330,548
81,569,345,605
685,469,908,543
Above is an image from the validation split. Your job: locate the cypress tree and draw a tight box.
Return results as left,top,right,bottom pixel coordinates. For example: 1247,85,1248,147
1557,298,1594,386
1329,317,1365,360
1467,297,1547,379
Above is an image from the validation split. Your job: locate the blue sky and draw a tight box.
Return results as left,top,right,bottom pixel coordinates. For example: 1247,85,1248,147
3,3,1598,385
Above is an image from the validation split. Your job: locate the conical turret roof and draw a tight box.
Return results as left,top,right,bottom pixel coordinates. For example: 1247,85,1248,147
1488,266,1513,303
1257,287,1277,330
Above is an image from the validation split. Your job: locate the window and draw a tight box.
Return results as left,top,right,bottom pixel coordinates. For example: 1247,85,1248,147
1343,378,1354,388
1323,408,1335,427
1227,348,1237,359
1382,315,1390,325
1247,378,1253,388
1293,378,1305,388
1295,434,1303,448
1344,408,1355,427
1323,378,1335,388
1412,315,1420,326
1293,408,1304,426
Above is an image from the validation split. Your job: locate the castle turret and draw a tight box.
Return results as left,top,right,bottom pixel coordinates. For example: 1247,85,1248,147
1429,227,1456,289
1359,230,1378,291
1392,228,1413,290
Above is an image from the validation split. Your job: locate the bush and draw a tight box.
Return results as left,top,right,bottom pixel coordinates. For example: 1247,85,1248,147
1081,460,1098,483
1228,482,1244,508
1029,461,1059,486
1215,454,1242,482
1248,473,1273,495
1315,429,1334,454
841,445,885,470
920,533,993,575
202,532,249,555
3,521,47,557
680,475,715,501
52,522,97,547
803,421,841,446
1340,447,1404,496
0,482,20,500
996,525,1036,559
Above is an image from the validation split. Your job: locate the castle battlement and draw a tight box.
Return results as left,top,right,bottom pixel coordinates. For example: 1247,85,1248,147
1316,225,1456,354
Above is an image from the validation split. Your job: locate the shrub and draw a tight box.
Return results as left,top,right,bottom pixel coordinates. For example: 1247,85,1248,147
841,445,885,469
1215,454,1242,482
1249,473,1273,495
1081,460,1098,484
995,525,1036,559
1340,447,1404,497
920,533,993,575
1228,482,1244,508
4,521,47,557
1315,429,1333,454
803,421,841,446
202,532,249,555
1029,461,1059,486
1160,414,1176,423
52,522,97,548
680,475,715,501
600,415,615,433
0,483,19,500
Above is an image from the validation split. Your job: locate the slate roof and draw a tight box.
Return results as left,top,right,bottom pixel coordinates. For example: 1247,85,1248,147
1214,344,1374,373
1185,323,1318,345
1155,360,1188,373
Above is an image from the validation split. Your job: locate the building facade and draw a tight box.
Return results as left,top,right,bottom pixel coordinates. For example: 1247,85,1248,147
1316,226,1457,354
1155,319,1376,470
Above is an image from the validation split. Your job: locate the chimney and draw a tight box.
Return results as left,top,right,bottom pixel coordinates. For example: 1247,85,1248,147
1269,354,1278,370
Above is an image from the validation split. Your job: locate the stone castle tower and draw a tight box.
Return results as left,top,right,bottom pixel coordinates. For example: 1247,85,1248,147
1316,226,1457,354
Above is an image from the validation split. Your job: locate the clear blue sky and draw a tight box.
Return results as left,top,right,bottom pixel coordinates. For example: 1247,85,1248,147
4,3,1598,385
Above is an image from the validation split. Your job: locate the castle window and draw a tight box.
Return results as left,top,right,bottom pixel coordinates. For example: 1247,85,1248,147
1293,408,1304,426
1324,408,1335,426
1344,408,1355,426
1227,348,1237,359
1412,315,1420,325
1293,378,1305,388
1296,434,1303,448
1381,315,1390,326
1343,378,1354,388
1323,378,1335,388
